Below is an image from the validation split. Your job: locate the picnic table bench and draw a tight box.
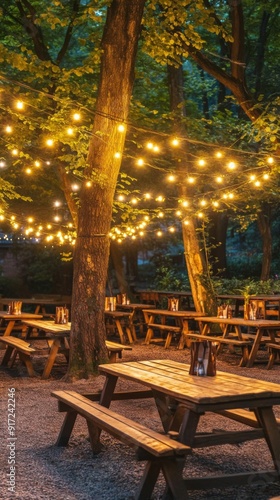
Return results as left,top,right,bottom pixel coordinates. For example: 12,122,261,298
0,335,131,377
0,336,36,376
267,341,280,369
52,390,190,499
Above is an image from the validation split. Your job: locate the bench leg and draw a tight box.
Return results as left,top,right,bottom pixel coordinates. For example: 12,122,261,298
86,419,104,454
267,349,276,370
239,345,250,367
18,353,36,377
161,458,189,499
1,345,14,366
164,332,173,349
55,410,78,446
135,461,161,500
108,351,117,363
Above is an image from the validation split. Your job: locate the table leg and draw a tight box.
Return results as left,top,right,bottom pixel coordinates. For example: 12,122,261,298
3,320,16,337
254,406,280,474
42,338,61,379
246,328,263,367
114,319,126,344
99,374,118,407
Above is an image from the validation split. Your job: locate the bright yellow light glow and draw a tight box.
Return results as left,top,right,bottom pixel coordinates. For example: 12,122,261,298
267,157,274,164
212,201,219,207
144,193,151,199
46,139,54,147
215,151,223,158
183,219,189,225
114,152,121,158
71,184,79,191
200,199,207,206
227,161,236,170
250,174,256,181
144,216,149,221
156,196,164,202
5,126,12,133
25,168,32,174
176,210,182,216
118,124,126,132
67,128,74,135
54,201,61,207
136,158,144,166
34,160,41,167
27,217,33,223
168,174,175,182
158,212,164,218
146,142,153,149
73,112,81,121
15,100,24,110
254,181,261,187
11,149,18,156
118,195,125,201
216,176,223,183
187,177,195,184
153,145,160,153
263,173,270,180
228,193,234,199
157,231,163,237
198,159,206,167
182,200,189,207
197,212,204,218
171,138,179,147
86,181,92,187
169,227,175,233
131,198,138,204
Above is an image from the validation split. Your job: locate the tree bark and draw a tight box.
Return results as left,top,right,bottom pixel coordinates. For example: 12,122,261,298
257,207,272,281
67,0,145,379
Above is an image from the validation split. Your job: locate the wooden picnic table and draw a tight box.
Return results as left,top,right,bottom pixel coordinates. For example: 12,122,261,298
104,310,134,344
0,312,43,337
116,303,154,339
0,296,71,315
98,359,280,491
195,316,280,367
143,309,206,349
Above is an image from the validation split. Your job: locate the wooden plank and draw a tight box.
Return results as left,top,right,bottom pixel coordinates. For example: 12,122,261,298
215,408,280,428
52,390,190,457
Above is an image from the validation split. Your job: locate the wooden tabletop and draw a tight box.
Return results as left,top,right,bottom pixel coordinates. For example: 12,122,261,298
23,319,71,334
143,309,205,318
195,316,280,328
0,312,43,320
98,359,280,407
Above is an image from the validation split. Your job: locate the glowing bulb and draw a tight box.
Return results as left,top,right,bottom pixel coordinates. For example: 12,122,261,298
73,112,81,121
54,201,61,207
183,219,189,225
34,160,41,167
197,212,204,218
46,139,54,147
25,168,32,174
27,217,33,223
267,157,274,164
198,159,205,167
153,145,160,153
187,177,195,184
118,195,125,201
71,184,79,191
169,227,175,233
118,124,126,132
67,128,74,135
144,193,151,199
156,196,164,202
168,174,175,182
158,212,164,218
176,210,182,216
131,198,138,204
212,201,219,207
215,151,223,158
136,158,144,166
11,149,18,156
216,176,223,183
146,142,153,150
228,161,236,170
228,193,234,199
255,181,261,187
157,231,163,237
171,138,179,147
182,200,189,207
0,160,6,168
200,199,207,206
86,181,92,187
15,100,24,110
263,173,269,180
5,126,12,133
250,174,256,181
114,152,121,158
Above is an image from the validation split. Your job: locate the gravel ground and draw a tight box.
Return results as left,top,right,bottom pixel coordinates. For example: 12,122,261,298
1,339,280,500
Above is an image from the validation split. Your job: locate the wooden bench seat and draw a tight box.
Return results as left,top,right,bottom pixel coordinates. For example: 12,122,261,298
215,408,280,428
0,336,36,376
0,337,131,378
105,340,132,363
52,390,191,499
145,323,181,348
266,342,280,370
185,332,252,367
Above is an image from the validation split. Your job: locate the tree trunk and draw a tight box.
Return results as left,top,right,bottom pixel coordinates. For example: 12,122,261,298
208,212,229,276
167,64,217,314
257,207,272,281
67,0,145,379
